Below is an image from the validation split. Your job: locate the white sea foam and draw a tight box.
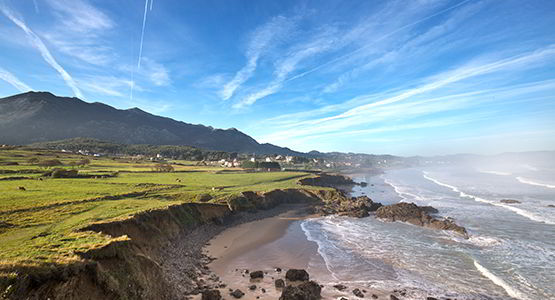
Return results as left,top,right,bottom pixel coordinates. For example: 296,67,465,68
467,235,502,247
479,170,512,176
516,177,555,189
423,172,555,225
383,177,424,203
473,260,530,300
300,219,340,281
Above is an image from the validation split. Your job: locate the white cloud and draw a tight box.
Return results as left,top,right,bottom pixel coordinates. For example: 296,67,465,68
46,0,113,33
220,15,297,100
43,0,115,66
1,6,84,98
0,67,32,92
259,47,555,143
234,29,337,108
140,58,171,86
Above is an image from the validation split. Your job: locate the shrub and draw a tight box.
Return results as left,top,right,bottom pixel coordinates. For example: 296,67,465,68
152,163,174,172
38,159,63,168
50,169,79,178
27,158,39,164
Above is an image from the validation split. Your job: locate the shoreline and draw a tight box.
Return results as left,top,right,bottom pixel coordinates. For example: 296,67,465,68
201,205,392,300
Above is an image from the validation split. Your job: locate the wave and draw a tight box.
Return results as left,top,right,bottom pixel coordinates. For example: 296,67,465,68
479,170,512,176
423,172,555,225
516,177,555,189
383,176,425,203
473,260,530,300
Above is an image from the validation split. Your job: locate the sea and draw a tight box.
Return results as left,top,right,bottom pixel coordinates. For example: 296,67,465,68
300,156,555,299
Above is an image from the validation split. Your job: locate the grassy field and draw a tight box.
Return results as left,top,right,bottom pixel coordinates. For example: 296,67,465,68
0,147,317,271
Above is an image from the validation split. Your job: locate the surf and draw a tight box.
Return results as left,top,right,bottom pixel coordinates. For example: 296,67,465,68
423,172,555,225
516,177,555,189
473,260,529,300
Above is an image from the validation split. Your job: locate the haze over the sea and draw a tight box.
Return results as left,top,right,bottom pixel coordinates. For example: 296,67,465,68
1,0,554,155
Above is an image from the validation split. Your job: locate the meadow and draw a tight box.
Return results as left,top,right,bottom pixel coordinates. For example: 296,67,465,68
0,147,315,271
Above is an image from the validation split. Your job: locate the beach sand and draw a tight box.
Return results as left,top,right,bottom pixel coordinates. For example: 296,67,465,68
202,204,390,299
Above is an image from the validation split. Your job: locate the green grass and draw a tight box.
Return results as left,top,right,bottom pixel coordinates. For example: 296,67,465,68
0,147,319,270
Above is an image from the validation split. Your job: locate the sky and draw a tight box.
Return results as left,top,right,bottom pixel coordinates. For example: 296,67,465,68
0,0,554,156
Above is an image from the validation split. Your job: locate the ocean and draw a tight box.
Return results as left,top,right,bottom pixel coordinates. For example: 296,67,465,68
301,160,555,299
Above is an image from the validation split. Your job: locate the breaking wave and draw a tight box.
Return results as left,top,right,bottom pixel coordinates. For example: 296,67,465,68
423,172,554,225
473,260,529,300
516,177,555,189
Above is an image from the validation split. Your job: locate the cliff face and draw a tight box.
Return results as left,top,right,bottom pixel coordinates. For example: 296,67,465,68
1,188,346,300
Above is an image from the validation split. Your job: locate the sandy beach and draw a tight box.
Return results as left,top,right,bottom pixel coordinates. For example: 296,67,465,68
202,204,390,300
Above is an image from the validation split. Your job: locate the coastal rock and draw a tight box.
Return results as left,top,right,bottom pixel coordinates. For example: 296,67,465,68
250,270,264,279
275,279,285,288
376,203,468,238
230,289,245,298
333,284,347,291
390,295,399,300
298,174,355,187
548,205,555,208
279,281,322,300
285,269,309,281
353,288,364,298
249,285,257,290
318,195,382,218
500,199,521,204
201,289,222,300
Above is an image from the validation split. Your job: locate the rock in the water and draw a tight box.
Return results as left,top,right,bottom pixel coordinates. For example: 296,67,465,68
275,279,285,288
390,295,399,300
500,199,521,204
231,289,245,298
333,284,347,291
376,202,468,238
371,294,378,299
548,204,555,208
285,269,309,281
250,270,264,279
201,290,222,300
426,297,438,300
279,281,322,300
249,285,257,291
353,288,364,298
318,195,383,218
276,267,282,272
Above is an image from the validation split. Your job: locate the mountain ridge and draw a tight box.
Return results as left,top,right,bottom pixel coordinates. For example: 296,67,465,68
0,91,303,155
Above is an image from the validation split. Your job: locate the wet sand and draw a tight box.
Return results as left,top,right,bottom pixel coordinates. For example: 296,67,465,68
203,204,390,299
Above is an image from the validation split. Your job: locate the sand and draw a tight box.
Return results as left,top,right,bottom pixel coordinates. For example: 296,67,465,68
202,204,390,300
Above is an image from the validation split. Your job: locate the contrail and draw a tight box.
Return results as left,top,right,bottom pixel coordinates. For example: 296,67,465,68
0,67,32,92
1,7,84,98
137,0,149,68
286,0,473,83
150,0,153,11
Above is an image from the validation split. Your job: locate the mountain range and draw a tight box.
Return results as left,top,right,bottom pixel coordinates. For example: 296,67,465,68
0,91,302,155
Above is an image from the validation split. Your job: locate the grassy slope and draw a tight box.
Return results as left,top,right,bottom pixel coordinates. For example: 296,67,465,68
0,148,320,271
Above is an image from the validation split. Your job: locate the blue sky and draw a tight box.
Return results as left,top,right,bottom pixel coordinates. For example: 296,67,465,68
1,0,554,156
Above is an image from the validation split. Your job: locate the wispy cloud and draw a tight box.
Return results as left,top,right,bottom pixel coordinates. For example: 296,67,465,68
0,67,32,92
1,6,84,98
141,57,171,86
233,29,337,108
220,15,297,101
43,0,115,66
259,46,555,143
322,1,484,94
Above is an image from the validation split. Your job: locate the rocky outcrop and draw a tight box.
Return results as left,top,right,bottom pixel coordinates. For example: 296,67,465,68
376,203,468,238
298,173,356,187
316,195,382,218
285,269,309,281
279,281,321,300
500,199,521,204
